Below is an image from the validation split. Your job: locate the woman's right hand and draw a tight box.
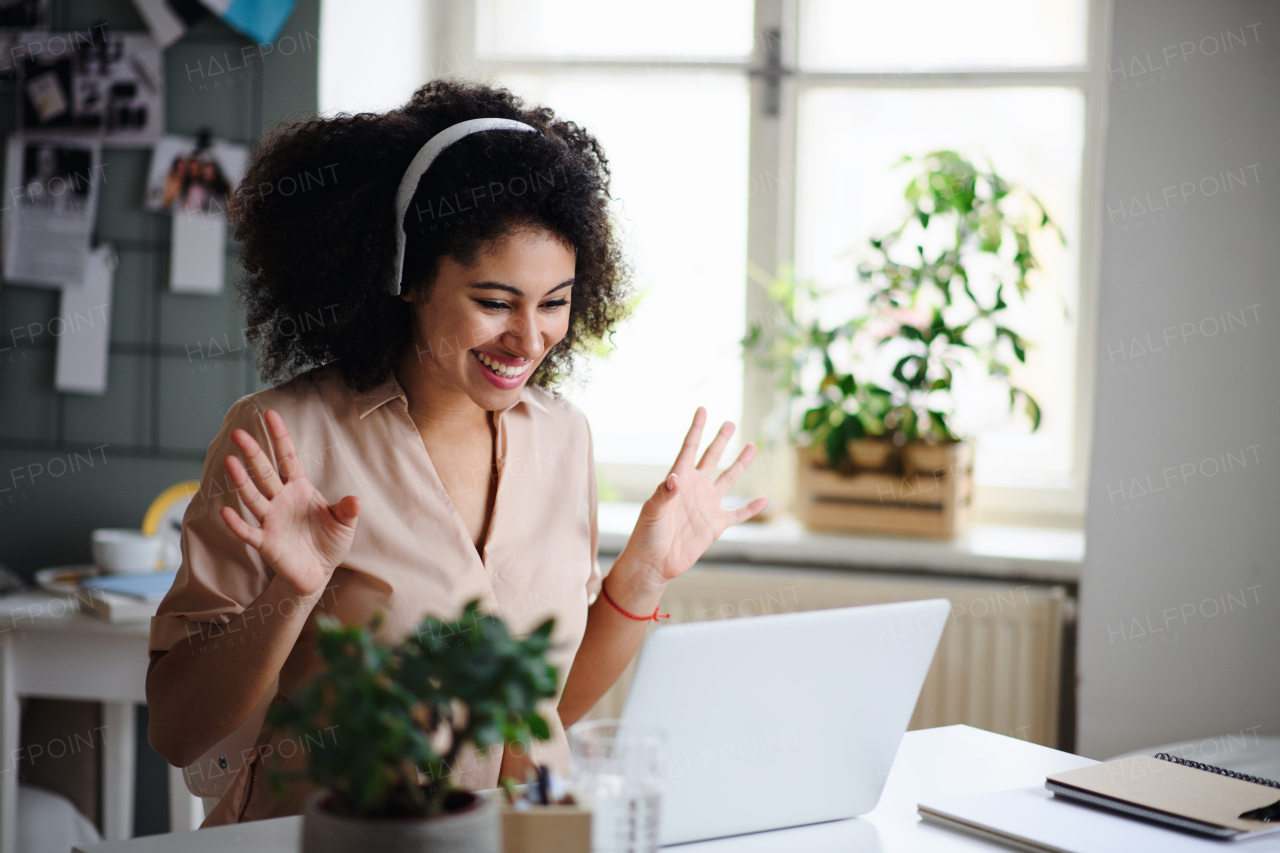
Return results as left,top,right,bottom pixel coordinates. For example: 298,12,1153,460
219,408,360,598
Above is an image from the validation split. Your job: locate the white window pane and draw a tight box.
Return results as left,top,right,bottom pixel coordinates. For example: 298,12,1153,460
795,87,1084,482
496,73,749,466
479,0,755,59
800,0,1087,71
319,0,427,114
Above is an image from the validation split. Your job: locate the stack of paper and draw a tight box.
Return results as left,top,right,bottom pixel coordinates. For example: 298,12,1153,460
79,571,176,623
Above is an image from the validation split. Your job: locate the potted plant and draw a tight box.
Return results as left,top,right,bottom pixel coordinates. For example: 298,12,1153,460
266,601,559,853
744,150,1062,536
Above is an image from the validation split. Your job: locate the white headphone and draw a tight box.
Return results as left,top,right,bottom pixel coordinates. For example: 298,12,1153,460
387,117,538,296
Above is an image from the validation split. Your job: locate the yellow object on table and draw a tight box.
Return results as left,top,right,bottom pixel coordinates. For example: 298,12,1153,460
141,481,200,537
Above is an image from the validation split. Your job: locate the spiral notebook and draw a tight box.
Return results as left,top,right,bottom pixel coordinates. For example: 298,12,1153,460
919,785,1280,853
1045,753,1280,840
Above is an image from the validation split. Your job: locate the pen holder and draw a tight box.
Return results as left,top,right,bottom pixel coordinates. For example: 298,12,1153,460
501,803,591,853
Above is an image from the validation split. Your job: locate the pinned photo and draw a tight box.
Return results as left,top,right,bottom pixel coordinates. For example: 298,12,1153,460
145,132,249,294
1,135,102,288
145,131,248,216
157,147,236,216
18,28,164,144
20,142,92,210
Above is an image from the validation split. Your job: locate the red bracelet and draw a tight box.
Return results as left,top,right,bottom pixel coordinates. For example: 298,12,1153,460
600,578,670,623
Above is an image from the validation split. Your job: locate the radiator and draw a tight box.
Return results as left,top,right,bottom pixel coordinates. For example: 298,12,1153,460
584,563,1073,748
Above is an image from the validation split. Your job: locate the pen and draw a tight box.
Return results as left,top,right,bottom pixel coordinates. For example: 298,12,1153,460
536,764,551,805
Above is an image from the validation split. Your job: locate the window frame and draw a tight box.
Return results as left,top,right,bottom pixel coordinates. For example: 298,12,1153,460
439,0,1113,527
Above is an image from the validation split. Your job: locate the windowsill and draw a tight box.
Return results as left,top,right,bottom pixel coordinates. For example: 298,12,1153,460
597,502,1083,583
598,461,1088,531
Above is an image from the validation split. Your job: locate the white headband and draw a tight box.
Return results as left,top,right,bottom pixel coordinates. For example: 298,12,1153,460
388,117,539,296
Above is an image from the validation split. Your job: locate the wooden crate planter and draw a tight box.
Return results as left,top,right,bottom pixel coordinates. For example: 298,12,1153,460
794,442,974,538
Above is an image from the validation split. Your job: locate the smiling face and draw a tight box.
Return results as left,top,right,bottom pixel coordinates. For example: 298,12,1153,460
401,226,576,411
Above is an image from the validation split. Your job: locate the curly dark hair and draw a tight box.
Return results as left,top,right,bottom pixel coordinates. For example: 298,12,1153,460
232,79,630,392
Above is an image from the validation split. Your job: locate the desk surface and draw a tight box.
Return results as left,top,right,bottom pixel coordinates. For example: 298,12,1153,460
0,591,151,636
77,725,1096,853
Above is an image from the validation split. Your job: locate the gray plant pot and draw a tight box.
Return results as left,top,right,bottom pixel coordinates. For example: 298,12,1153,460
301,789,500,853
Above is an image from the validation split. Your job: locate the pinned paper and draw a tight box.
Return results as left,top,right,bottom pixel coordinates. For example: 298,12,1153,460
170,211,227,294
55,245,117,395
144,133,248,295
26,72,68,122
145,131,247,292
198,0,295,45
18,30,164,145
2,135,102,288
130,0,209,49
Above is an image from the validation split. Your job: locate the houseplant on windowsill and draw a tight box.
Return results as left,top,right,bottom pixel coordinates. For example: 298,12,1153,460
266,601,558,853
744,151,1062,537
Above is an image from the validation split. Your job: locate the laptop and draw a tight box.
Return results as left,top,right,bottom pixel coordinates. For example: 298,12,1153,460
619,598,950,845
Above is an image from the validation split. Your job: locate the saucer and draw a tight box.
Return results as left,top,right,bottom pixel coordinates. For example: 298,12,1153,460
35,565,101,595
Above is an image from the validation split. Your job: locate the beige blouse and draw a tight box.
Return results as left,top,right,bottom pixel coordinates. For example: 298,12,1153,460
149,364,601,825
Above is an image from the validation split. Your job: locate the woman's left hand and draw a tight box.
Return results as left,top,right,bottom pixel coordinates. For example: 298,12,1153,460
624,408,769,585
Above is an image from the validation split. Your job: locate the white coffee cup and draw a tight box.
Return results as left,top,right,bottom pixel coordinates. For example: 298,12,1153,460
91,529,179,575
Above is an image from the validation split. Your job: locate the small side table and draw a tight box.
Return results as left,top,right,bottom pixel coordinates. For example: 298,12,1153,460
0,593,201,853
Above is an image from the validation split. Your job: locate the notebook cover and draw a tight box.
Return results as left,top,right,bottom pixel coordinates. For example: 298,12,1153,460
1047,755,1280,836
919,785,1280,853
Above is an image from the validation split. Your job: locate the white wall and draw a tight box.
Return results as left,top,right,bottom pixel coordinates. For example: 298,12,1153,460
1079,0,1280,758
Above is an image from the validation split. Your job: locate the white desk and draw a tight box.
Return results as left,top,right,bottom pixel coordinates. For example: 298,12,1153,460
0,593,202,853
74,724,1097,853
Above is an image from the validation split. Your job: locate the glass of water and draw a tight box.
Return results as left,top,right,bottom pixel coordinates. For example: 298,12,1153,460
569,719,665,853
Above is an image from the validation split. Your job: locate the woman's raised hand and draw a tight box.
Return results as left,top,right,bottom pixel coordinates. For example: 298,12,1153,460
625,408,769,584
219,409,360,598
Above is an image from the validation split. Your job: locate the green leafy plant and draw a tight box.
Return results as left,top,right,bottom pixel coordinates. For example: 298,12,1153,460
266,601,558,818
744,150,1062,469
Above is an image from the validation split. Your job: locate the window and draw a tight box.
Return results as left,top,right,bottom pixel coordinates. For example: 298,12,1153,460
799,0,1088,70
470,0,757,495
795,88,1084,493
320,0,1109,525
318,0,430,115
492,72,750,472
791,0,1105,524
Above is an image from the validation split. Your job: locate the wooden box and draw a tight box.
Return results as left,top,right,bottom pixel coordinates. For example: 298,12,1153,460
502,804,591,853
794,442,974,538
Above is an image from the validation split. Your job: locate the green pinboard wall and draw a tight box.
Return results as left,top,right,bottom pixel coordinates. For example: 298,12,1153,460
0,0,318,574
0,0,320,834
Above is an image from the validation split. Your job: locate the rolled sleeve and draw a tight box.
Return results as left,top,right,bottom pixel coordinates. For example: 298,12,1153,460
150,398,278,654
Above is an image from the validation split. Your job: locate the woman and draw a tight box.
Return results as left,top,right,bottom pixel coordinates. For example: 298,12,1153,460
160,155,192,209
145,79,767,825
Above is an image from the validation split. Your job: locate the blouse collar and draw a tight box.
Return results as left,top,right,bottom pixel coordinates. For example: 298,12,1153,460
352,372,549,419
